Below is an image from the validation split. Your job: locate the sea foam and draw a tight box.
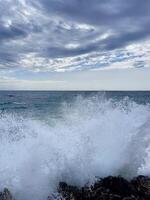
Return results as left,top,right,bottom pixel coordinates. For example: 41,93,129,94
0,94,150,200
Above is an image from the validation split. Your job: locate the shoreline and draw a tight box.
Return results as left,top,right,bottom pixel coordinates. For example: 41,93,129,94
1,175,150,200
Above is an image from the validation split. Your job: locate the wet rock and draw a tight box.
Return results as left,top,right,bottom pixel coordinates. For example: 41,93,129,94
99,176,135,197
131,175,150,199
58,182,82,200
0,188,13,200
56,176,150,200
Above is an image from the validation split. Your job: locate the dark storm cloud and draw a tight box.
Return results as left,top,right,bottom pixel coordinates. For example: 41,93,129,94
30,0,150,58
104,25,150,50
0,0,150,71
35,0,150,26
0,24,27,41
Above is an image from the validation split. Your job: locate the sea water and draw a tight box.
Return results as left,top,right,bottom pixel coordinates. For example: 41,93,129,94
0,91,150,200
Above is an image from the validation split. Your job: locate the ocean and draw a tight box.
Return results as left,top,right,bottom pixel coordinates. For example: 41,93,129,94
0,91,150,200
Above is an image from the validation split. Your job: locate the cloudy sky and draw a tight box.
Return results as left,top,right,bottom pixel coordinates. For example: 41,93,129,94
0,0,150,90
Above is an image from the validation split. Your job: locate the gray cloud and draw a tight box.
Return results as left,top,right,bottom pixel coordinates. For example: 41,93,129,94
0,0,150,72
35,0,150,27
0,24,27,41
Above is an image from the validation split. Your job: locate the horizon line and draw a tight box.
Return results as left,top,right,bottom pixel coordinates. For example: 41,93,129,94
0,90,150,92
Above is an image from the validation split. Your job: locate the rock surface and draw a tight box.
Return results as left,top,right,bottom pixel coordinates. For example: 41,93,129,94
51,176,150,200
0,188,13,200
1,176,150,199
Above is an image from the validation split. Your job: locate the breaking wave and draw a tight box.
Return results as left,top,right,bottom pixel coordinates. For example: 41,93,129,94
0,94,150,199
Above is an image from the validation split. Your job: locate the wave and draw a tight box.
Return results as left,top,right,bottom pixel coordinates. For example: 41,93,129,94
0,94,150,200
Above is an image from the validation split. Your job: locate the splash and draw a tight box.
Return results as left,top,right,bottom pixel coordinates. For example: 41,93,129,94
0,94,150,199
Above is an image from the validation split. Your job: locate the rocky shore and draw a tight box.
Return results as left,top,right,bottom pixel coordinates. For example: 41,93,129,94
49,175,150,200
0,188,13,200
1,176,150,200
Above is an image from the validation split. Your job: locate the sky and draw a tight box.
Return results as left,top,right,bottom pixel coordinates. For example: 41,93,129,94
0,0,150,90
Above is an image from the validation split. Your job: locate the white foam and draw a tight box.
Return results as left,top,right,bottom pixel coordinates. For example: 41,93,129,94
0,94,150,199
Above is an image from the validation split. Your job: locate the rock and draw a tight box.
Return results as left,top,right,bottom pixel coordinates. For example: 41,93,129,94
56,176,150,200
122,197,137,200
131,175,150,199
99,176,136,197
0,188,13,200
58,182,82,200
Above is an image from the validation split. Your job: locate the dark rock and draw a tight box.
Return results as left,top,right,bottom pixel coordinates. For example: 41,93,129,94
58,182,82,200
122,197,137,200
0,188,13,200
56,176,150,200
99,176,135,197
131,175,150,198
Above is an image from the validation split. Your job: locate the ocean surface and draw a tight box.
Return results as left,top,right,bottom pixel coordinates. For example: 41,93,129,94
0,91,150,200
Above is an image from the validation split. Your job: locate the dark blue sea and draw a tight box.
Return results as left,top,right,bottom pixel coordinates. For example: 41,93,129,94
0,91,150,200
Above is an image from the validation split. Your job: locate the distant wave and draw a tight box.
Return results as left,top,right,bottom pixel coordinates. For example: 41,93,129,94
0,94,150,200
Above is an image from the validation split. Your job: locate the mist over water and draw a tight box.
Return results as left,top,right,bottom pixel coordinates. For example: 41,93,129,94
0,92,150,200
